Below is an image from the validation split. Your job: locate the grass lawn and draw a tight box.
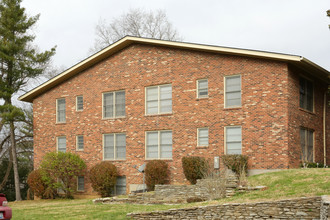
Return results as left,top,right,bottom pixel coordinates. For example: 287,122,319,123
9,168,330,219
9,199,186,220
213,168,330,204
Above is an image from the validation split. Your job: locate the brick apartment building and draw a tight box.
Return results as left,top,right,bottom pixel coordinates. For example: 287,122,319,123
19,36,330,196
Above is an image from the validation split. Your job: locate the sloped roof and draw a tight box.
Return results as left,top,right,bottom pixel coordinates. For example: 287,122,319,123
19,36,330,103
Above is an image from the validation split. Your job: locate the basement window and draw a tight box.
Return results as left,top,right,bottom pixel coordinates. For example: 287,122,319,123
300,127,314,162
115,176,126,195
77,176,84,191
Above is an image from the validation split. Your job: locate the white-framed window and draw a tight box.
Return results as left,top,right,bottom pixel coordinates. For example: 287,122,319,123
146,84,172,115
300,127,314,162
225,75,241,108
225,126,242,154
197,128,209,147
76,135,84,151
103,133,126,160
77,176,84,191
103,91,125,118
197,79,208,98
76,96,83,111
299,77,313,112
146,130,172,159
57,136,66,152
56,98,66,122
115,176,126,195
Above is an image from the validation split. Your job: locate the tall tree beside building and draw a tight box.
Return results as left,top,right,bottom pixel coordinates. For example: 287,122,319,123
90,8,182,52
327,9,330,26
0,0,55,201
327,10,330,106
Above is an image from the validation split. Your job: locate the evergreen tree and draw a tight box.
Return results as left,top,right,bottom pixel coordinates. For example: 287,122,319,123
0,0,55,201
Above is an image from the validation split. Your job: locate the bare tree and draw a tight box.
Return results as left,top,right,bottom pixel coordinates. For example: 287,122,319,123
90,9,182,52
43,64,66,80
0,131,12,191
0,107,34,195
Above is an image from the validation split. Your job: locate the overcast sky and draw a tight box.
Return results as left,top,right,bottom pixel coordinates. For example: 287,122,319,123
21,0,330,72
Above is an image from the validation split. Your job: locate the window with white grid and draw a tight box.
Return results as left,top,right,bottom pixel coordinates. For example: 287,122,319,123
103,133,126,160
146,130,172,159
146,84,172,115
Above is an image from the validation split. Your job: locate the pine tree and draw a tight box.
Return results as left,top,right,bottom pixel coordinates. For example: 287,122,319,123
0,0,55,201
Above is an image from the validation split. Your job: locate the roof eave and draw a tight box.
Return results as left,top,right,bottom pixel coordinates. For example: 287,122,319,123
289,57,330,83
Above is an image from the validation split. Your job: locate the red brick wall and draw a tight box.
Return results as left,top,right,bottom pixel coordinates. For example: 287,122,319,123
287,65,330,168
32,44,328,195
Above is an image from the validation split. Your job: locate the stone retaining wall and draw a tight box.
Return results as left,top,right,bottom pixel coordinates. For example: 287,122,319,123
154,180,236,203
127,196,326,219
94,171,271,205
94,172,267,204
153,171,239,203
320,195,330,220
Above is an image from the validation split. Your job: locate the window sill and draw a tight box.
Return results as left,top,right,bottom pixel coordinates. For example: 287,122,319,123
224,106,242,110
145,113,173,117
196,145,208,149
299,108,315,115
103,159,126,161
223,153,243,155
145,158,173,161
197,96,208,100
55,122,66,125
102,116,126,120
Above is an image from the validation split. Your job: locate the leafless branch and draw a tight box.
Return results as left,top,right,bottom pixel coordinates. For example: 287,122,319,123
0,135,10,153
90,9,182,53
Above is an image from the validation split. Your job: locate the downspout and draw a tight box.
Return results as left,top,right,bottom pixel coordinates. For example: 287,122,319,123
324,91,327,165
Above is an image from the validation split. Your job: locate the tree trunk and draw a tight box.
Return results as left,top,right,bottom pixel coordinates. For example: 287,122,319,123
10,121,22,201
0,147,12,191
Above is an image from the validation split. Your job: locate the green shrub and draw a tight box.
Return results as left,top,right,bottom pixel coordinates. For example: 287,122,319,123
40,152,86,199
145,160,169,191
221,154,248,176
181,156,209,185
89,161,117,197
300,162,326,168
